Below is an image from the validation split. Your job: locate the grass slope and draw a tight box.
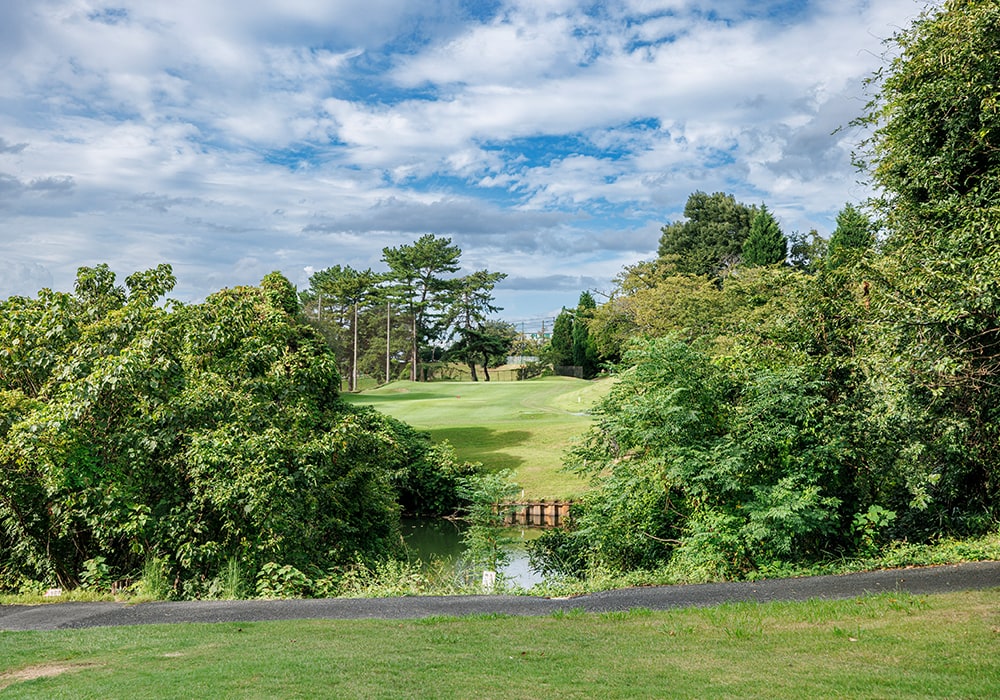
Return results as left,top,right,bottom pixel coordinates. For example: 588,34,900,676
2,591,999,698
344,376,611,499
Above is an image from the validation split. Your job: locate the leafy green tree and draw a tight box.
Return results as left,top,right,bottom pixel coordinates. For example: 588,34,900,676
658,192,756,276
856,0,1000,531
304,265,382,391
0,266,467,595
446,269,507,380
787,229,828,273
857,0,1000,233
382,235,462,381
543,293,601,377
544,331,855,579
449,270,507,332
448,324,514,382
741,205,787,267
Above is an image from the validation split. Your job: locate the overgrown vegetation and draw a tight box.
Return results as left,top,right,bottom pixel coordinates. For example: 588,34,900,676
0,266,470,597
3,1,999,601
531,0,1000,582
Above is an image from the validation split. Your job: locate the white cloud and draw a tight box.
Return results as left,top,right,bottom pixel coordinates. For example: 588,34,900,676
0,0,923,318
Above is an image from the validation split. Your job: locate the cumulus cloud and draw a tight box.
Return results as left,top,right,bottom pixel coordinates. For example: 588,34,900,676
0,0,920,317
0,261,53,298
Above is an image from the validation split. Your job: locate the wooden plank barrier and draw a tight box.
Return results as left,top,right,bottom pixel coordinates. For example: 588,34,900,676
498,500,574,528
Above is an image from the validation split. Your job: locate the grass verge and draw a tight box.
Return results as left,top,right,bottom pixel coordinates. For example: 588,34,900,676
1,590,998,698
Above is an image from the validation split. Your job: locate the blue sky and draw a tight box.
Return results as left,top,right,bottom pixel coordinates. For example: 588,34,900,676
0,0,922,327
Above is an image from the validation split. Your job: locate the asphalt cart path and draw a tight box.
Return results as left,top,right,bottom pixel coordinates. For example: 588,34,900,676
2,561,998,631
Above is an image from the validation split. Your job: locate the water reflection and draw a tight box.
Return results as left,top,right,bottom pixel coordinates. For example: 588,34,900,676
400,517,545,589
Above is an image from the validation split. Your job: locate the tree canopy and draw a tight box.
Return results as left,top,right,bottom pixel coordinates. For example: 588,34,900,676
741,204,787,267
532,1,1000,582
658,191,756,276
0,266,466,596
301,235,507,385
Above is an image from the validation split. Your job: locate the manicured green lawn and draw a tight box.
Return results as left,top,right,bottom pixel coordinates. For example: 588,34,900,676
2,591,998,698
344,376,611,499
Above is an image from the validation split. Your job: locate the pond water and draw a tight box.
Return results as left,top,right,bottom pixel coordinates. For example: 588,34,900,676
400,517,546,589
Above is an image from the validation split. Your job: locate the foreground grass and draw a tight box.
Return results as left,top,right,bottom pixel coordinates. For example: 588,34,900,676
344,375,611,499
2,590,999,698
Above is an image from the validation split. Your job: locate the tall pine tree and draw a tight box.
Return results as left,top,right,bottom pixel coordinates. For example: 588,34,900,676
741,205,787,267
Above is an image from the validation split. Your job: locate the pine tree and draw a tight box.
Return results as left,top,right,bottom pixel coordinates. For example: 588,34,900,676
827,203,874,267
572,291,600,379
741,205,786,267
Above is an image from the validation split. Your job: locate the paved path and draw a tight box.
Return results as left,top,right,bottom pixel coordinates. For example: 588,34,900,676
2,561,998,631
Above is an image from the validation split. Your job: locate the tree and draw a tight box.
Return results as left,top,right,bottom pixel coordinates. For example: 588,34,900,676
382,235,462,381
658,191,756,276
304,265,382,391
0,266,467,595
857,0,1000,234
572,292,600,379
542,336,846,577
826,203,874,267
449,270,507,332
787,229,828,273
446,269,507,381
856,0,1000,531
449,323,515,382
547,309,574,368
741,205,787,267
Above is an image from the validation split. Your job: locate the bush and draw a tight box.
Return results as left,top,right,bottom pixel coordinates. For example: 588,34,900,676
0,266,461,596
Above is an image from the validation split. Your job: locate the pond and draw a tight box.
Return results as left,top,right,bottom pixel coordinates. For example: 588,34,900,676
400,517,546,589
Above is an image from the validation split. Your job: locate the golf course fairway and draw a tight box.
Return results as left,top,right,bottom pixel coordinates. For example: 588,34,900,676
344,375,611,499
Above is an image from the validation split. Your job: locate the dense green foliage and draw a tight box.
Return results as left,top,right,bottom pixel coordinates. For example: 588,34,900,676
447,321,516,382
0,266,464,596
544,293,600,378
741,205,787,266
534,0,1000,581
546,310,574,367
827,203,874,266
657,191,756,276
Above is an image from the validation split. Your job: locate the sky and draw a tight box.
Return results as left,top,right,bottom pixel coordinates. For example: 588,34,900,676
0,0,923,328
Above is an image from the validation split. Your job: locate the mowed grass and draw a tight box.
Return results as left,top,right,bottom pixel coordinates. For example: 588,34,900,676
2,590,999,698
344,376,612,499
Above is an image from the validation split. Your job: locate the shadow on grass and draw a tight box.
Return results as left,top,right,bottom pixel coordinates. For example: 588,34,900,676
347,392,450,403
427,426,530,471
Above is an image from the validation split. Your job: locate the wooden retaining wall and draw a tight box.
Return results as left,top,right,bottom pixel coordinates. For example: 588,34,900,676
499,501,574,528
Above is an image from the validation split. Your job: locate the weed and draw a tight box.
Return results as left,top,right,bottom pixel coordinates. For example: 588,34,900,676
211,557,248,600
133,557,172,600
79,556,112,591
255,563,311,599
